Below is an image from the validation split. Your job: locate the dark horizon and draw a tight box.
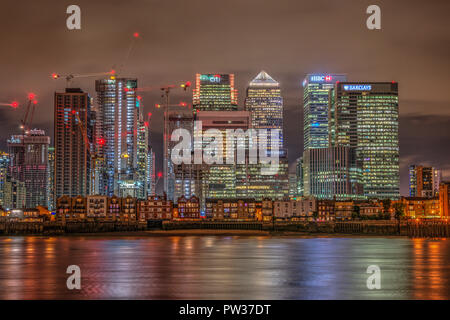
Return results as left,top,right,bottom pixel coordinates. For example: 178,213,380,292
1,0,449,196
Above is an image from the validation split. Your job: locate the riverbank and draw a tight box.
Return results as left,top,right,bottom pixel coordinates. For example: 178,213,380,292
0,220,449,238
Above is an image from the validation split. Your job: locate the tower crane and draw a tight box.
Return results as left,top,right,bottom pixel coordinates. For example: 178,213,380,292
51,70,116,87
126,81,191,195
72,110,104,195
20,93,38,134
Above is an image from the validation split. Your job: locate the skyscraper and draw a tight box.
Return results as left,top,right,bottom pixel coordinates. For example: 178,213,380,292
244,71,289,201
245,71,283,152
54,88,92,200
330,82,399,199
195,111,251,204
295,157,304,197
137,116,149,198
7,129,50,208
0,151,10,208
302,74,347,150
193,74,238,111
168,110,194,202
48,147,55,210
95,77,139,197
303,146,363,200
147,148,156,195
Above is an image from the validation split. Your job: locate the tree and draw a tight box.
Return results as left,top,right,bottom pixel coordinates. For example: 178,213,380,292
312,211,319,221
352,205,360,220
382,199,391,215
393,203,405,221
393,202,406,234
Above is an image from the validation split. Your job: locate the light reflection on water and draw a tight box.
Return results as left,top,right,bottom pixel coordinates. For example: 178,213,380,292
0,236,449,300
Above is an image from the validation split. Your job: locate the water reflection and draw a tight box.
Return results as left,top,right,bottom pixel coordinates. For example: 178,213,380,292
0,236,449,299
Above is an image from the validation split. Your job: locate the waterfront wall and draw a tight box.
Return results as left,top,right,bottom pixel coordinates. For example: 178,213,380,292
0,221,146,235
0,220,449,238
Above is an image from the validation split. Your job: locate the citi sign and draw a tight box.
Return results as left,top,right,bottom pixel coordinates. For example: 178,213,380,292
310,75,333,82
200,74,222,83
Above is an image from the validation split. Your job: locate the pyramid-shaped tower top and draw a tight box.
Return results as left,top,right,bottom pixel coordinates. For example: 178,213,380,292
249,70,279,87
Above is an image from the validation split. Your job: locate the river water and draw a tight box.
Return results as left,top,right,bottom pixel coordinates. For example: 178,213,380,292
0,236,449,299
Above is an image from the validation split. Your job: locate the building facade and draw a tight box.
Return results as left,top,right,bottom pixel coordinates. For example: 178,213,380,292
303,146,363,200
138,194,173,221
409,165,441,197
54,88,92,200
330,82,399,199
302,74,347,150
7,129,50,208
193,74,238,111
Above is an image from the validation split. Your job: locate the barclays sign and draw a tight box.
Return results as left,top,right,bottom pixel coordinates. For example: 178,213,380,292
343,84,372,91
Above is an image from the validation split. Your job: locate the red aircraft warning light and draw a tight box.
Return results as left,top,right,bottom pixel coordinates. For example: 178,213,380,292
133,32,140,38
28,93,36,100
157,172,163,178
11,101,19,108
98,138,106,146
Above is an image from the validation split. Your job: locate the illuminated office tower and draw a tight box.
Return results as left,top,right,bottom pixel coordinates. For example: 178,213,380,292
95,78,139,197
47,147,55,210
303,146,364,200
168,110,194,202
54,88,92,200
7,129,50,208
330,82,399,199
245,71,283,153
409,165,441,197
147,148,156,195
136,116,149,199
195,111,251,205
0,152,10,207
193,74,238,111
244,71,289,200
295,157,304,197
303,74,347,150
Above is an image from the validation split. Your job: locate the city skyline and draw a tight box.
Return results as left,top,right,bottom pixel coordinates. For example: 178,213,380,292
0,0,449,196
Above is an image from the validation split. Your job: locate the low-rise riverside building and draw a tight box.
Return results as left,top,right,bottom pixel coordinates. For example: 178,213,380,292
261,198,273,222
273,197,318,220
138,194,173,221
334,201,354,221
398,197,440,219
317,199,335,221
177,195,200,219
359,200,384,218
206,199,259,220
57,195,137,221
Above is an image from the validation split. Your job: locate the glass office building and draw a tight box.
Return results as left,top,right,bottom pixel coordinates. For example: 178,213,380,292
95,78,139,197
193,74,238,111
330,82,399,199
303,74,347,150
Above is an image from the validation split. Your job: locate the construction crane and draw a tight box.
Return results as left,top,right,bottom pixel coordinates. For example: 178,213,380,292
51,70,116,87
20,93,38,134
127,81,191,195
0,101,19,108
72,110,104,195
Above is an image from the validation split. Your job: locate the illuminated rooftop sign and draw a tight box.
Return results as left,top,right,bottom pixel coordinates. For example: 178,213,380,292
309,75,333,82
200,74,222,83
343,84,372,91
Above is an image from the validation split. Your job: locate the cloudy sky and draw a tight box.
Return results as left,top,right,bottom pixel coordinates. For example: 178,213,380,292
1,0,449,195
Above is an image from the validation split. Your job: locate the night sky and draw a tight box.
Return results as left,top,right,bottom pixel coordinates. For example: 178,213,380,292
1,0,449,196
